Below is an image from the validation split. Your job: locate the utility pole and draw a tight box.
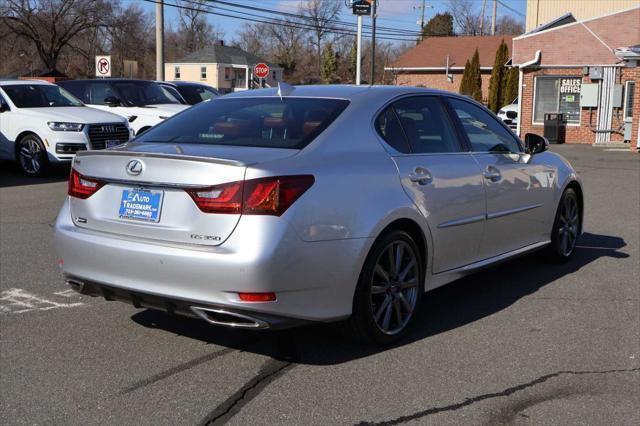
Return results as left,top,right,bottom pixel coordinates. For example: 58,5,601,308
491,0,497,36
419,0,426,31
356,14,362,85
370,0,377,85
156,0,165,81
480,0,487,35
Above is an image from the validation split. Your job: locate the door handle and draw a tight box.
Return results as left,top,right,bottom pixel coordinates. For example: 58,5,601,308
409,167,433,185
483,166,502,182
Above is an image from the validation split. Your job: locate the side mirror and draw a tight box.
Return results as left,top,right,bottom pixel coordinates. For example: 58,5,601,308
524,133,549,155
104,96,121,107
506,110,517,119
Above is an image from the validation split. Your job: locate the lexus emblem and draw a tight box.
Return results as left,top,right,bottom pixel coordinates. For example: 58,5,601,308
126,159,144,176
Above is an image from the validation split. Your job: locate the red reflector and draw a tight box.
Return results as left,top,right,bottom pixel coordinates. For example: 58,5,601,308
186,175,314,216
68,168,105,199
238,292,276,302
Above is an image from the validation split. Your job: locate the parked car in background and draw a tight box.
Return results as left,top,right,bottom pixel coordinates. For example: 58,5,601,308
0,79,131,176
497,97,518,131
159,81,221,105
55,85,583,346
57,79,189,135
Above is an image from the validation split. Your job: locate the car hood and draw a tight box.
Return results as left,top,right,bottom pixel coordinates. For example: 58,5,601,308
112,142,298,165
18,106,127,124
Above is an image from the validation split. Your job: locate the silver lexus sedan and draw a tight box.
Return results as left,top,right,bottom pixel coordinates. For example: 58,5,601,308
54,85,583,345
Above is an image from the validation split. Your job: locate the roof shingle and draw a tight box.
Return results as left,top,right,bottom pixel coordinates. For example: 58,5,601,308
389,35,513,69
168,44,278,68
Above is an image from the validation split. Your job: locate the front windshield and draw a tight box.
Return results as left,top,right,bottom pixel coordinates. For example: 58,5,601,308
2,84,83,108
111,81,181,106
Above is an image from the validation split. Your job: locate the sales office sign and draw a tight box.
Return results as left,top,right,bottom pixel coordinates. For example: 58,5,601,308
560,78,581,103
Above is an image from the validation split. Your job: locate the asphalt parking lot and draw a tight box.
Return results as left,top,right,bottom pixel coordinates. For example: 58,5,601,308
1,145,638,425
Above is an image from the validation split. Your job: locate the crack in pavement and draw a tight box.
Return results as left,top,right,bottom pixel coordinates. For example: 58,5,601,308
200,334,299,425
355,367,640,425
119,347,236,395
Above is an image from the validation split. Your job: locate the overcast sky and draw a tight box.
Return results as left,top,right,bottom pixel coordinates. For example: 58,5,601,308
135,0,528,43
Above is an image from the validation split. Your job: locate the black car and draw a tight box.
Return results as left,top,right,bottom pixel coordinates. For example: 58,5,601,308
159,81,221,105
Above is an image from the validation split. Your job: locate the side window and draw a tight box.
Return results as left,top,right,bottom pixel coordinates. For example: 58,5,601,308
60,82,88,103
392,96,461,153
375,107,410,153
448,98,522,153
0,92,8,109
89,82,118,105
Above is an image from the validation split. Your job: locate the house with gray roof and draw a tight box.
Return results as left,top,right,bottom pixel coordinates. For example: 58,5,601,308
164,41,282,93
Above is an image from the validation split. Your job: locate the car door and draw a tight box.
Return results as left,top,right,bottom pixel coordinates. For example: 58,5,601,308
446,97,556,259
0,91,14,160
377,95,486,273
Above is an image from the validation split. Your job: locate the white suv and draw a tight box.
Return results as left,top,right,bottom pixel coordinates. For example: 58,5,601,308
0,79,132,176
57,79,189,135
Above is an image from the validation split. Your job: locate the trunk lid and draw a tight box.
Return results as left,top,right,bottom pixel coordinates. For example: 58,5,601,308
69,145,297,246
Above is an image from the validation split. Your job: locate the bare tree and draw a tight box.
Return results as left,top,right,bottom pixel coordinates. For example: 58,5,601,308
446,0,482,35
1,0,112,72
177,0,224,53
299,0,342,75
496,15,524,35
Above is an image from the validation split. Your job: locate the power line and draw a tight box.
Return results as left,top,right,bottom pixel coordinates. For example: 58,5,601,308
143,0,424,42
496,0,525,18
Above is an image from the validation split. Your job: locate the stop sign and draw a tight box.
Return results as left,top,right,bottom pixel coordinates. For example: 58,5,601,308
253,63,270,79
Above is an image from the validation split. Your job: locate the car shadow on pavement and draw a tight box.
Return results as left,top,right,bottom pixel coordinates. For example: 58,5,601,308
131,232,628,365
0,161,69,187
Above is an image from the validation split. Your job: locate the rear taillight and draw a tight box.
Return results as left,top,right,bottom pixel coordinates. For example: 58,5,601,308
68,168,105,199
186,175,314,216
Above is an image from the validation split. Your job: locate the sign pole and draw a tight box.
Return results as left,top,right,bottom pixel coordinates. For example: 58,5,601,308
356,15,362,85
370,0,377,85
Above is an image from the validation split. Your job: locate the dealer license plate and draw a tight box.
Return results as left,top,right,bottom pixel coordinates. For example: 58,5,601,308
118,189,163,222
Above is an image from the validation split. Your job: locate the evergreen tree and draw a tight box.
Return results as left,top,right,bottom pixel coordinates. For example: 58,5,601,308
487,40,510,112
459,59,472,96
348,40,358,83
503,67,519,105
320,42,338,83
421,12,455,40
469,49,483,102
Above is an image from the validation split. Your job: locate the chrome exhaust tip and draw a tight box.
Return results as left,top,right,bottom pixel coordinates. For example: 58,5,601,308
66,279,85,293
190,306,269,329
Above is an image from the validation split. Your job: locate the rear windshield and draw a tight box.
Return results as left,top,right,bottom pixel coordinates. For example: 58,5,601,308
2,84,82,108
136,97,349,149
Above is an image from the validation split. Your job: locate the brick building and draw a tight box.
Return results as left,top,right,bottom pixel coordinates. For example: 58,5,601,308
512,6,640,149
385,36,513,102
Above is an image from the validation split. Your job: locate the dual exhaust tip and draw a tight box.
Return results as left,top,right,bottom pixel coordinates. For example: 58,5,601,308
190,306,269,329
65,279,269,329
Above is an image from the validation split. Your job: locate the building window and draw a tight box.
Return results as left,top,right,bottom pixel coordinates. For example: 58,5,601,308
624,81,635,121
201,66,207,79
533,77,581,124
175,66,181,80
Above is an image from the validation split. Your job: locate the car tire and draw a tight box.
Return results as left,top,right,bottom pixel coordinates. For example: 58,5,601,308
547,188,580,261
17,134,48,177
346,229,423,346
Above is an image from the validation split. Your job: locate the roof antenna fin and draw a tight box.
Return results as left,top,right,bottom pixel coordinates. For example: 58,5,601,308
277,81,295,101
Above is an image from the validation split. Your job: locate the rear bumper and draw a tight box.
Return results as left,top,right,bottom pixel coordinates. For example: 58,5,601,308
54,198,372,322
65,278,308,329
